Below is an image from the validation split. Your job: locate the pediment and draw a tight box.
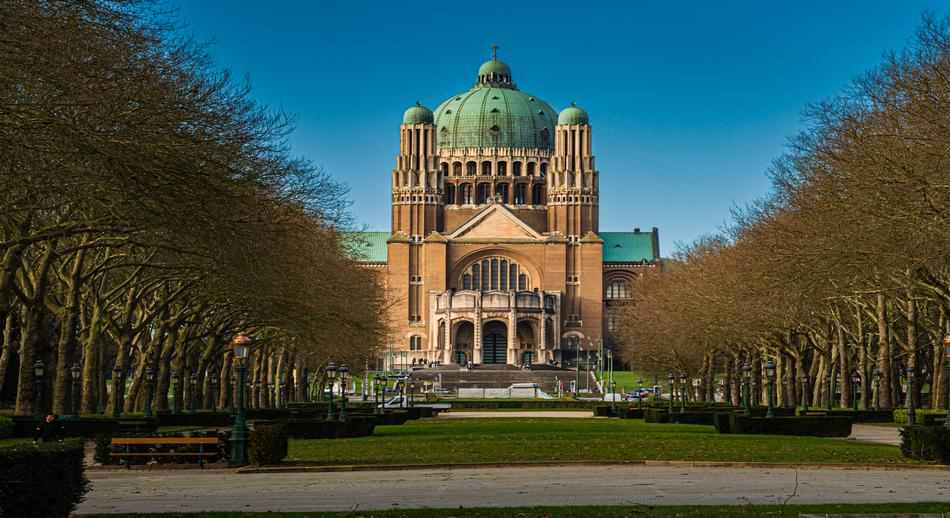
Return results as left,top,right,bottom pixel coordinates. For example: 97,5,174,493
448,203,544,241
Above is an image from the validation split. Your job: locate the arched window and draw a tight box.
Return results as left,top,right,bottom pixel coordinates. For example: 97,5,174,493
497,161,507,176
440,163,449,176
606,280,631,300
458,184,473,204
453,162,463,176
540,162,548,177
466,161,477,176
481,161,492,176
476,184,490,204
495,183,509,203
527,162,536,176
459,256,530,291
512,161,522,176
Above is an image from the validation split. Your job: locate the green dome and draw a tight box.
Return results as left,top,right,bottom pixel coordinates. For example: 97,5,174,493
478,59,511,78
403,102,434,125
434,60,557,150
558,102,589,125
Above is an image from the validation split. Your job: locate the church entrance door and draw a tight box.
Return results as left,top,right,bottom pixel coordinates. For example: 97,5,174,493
482,321,507,364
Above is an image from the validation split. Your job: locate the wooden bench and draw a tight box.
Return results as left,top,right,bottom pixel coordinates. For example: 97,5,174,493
110,437,221,468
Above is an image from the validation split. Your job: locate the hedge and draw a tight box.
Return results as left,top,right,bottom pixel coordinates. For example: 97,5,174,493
644,408,670,423
900,425,950,463
0,439,89,518
669,411,716,426
894,408,947,425
11,416,157,438
0,415,12,438
727,415,853,437
249,422,288,465
823,409,894,423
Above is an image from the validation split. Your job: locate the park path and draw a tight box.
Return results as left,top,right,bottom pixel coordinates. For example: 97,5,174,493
77,464,950,514
847,424,901,446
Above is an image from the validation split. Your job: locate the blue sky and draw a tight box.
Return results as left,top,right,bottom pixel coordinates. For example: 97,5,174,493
167,1,945,252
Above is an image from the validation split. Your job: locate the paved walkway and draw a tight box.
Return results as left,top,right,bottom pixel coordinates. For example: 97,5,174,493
441,410,593,418
77,464,950,514
847,424,902,446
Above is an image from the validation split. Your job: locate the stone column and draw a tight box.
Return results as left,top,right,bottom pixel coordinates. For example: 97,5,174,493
443,316,453,365
508,292,517,365
473,294,483,364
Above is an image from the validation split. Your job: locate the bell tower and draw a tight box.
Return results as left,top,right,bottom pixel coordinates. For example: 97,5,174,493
391,102,442,324
548,103,600,328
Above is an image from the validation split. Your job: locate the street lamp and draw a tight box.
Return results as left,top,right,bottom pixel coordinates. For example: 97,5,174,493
679,373,687,413
851,372,861,411
33,360,45,419
944,334,950,430
189,373,198,412
70,362,81,417
112,364,123,418
667,371,675,412
325,361,338,420
906,366,917,426
230,334,252,467
144,366,156,418
338,364,349,421
800,373,810,413
409,381,416,408
374,373,384,414
742,362,752,414
209,373,220,411
765,359,776,419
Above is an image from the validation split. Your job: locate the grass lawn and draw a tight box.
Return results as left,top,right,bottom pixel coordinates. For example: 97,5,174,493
606,371,658,392
288,418,913,466
81,503,950,517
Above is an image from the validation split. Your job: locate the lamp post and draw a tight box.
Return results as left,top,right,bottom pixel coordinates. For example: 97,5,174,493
679,373,687,413
338,364,349,421
667,371,675,412
944,334,950,430
112,364,123,418
209,373,219,411
70,362,81,417
326,361,338,420
741,362,752,414
765,359,776,418
362,359,369,402
906,366,917,426
144,366,156,418
171,370,181,414
229,334,252,467
637,378,644,409
409,381,416,408
851,372,861,411
189,373,198,413
800,373,809,413
374,373,384,414
33,360,45,419
228,373,236,412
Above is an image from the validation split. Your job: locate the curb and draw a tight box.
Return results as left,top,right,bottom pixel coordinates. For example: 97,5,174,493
236,459,950,474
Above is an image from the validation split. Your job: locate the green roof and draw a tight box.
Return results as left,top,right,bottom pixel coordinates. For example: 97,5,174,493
347,232,389,263
601,232,657,263
558,102,589,126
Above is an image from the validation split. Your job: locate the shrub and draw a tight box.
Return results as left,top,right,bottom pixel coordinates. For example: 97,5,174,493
713,412,733,433
669,411,716,425
894,408,947,425
728,415,852,437
824,409,894,423
94,434,112,464
0,416,13,438
248,423,288,465
0,439,89,518
900,425,950,463
644,408,670,423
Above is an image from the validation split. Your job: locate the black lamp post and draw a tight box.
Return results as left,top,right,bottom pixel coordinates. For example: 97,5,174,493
944,334,950,430
144,366,156,418
326,361,337,420
765,359,776,419
374,373,384,414
741,362,752,414
70,362,81,417
872,367,881,411
637,378,644,410
171,370,181,414
851,372,861,411
112,364,123,418
33,360,45,419
800,373,810,413
189,373,198,413
906,366,917,426
667,371,674,412
209,373,219,411
230,334,252,466
679,373,687,413
338,364,349,421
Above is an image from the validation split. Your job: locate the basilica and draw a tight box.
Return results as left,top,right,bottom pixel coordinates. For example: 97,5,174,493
355,53,660,368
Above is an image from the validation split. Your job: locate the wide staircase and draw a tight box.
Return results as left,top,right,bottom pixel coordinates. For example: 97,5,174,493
409,364,598,394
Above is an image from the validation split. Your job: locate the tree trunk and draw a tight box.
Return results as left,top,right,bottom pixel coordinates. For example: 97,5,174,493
836,320,851,409
877,293,893,409
14,245,56,416
0,311,15,393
